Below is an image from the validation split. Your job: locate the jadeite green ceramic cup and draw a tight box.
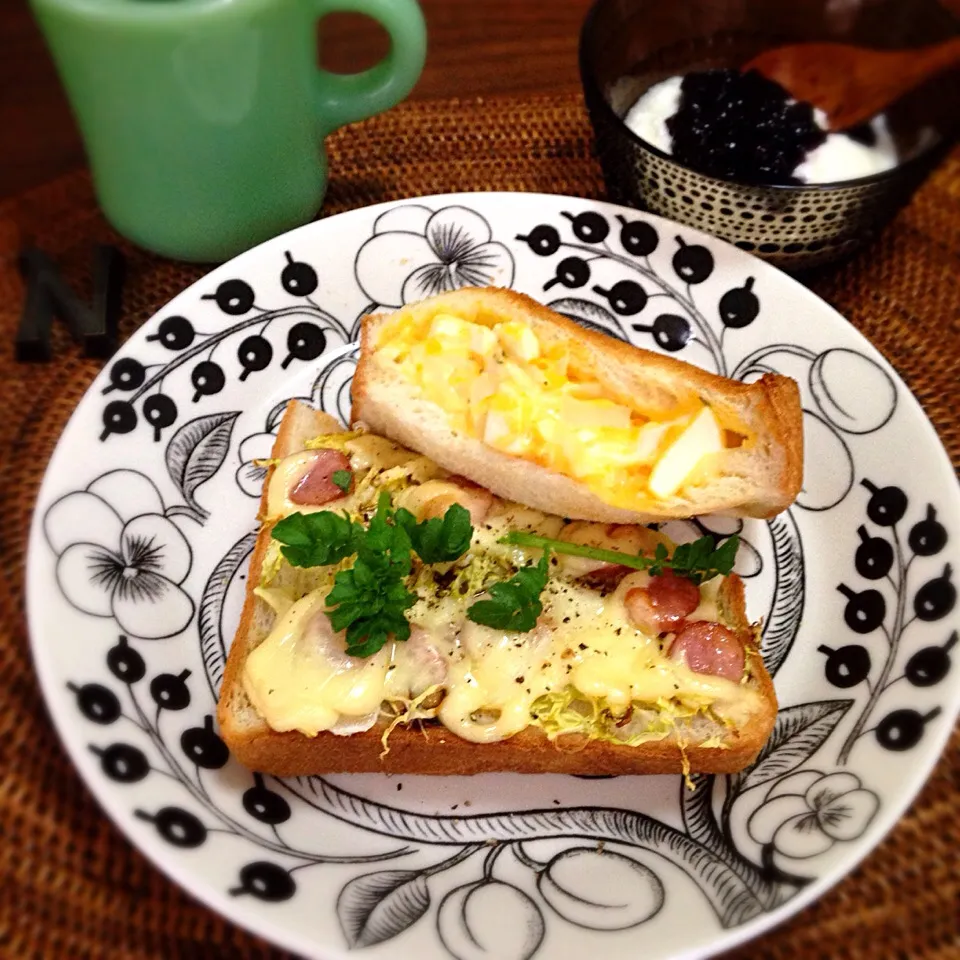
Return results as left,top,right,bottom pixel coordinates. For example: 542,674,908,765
30,0,427,262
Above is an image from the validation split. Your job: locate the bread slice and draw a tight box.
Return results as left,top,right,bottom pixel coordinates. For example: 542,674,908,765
217,401,777,777
351,287,802,524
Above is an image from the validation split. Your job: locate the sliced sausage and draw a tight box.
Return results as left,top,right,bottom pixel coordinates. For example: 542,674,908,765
668,621,745,681
624,570,701,634
582,563,633,589
290,449,352,505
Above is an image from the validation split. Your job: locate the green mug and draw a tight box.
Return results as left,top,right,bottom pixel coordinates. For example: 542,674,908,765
30,0,427,262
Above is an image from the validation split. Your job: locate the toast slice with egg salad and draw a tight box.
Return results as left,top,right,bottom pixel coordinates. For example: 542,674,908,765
351,287,802,525
217,400,777,776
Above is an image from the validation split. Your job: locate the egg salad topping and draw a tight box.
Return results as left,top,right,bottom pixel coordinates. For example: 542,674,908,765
241,431,761,747
374,309,746,507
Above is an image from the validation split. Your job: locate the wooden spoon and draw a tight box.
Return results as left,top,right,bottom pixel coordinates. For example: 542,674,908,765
744,37,960,131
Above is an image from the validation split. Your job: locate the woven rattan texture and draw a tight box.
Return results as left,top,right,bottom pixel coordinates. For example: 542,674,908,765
0,94,958,960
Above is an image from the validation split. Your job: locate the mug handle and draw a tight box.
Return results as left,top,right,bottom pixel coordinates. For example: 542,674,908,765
313,0,427,137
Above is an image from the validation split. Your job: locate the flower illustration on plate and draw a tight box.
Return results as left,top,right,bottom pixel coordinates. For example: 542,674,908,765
354,204,515,309
43,469,195,639
748,770,880,861
236,430,278,498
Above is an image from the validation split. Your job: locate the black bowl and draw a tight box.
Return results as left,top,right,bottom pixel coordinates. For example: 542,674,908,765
579,0,959,271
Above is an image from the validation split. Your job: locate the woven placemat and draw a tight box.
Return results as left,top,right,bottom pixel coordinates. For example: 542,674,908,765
1,94,958,960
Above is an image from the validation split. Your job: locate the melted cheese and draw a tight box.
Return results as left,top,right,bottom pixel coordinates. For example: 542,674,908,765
244,438,762,744
374,310,740,509
244,592,389,735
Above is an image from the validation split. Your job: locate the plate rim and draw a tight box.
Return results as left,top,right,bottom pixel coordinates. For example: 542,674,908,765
24,190,960,960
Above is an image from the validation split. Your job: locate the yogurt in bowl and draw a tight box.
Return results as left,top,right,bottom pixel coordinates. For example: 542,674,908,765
578,0,957,270
624,70,899,186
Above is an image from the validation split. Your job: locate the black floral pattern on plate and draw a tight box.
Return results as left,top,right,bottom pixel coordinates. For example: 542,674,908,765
35,198,958,960
99,251,351,443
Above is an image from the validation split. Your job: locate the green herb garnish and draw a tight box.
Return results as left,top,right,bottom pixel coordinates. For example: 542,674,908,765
498,531,738,585
467,550,551,632
271,493,475,657
395,503,473,564
271,511,362,568
331,469,353,492
326,493,418,656
657,535,739,584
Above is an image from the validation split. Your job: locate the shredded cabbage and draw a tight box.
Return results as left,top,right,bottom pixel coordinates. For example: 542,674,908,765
379,684,445,758
259,540,285,587
528,686,728,754
304,430,363,451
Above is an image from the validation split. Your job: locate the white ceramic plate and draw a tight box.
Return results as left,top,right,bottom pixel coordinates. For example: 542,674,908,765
27,193,960,960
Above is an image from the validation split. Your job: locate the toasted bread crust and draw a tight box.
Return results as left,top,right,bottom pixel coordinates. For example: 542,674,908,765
217,400,778,777
351,287,803,523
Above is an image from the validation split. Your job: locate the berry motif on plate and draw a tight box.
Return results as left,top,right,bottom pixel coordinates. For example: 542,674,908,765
255,695,865,950
517,214,728,358
99,251,350,442
67,632,416,903
828,480,954,762
33,197,960,960
234,346,359,499
515,209,898,516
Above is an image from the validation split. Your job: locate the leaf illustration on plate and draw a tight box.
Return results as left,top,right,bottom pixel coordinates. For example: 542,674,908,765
336,869,431,948
760,510,805,677
164,412,240,523
198,530,257,699
547,297,626,340
680,775,769,901
732,699,854,797
680,774,724,850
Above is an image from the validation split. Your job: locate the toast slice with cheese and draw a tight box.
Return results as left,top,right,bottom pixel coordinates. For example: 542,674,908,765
352,287,802,524
217,400,777,777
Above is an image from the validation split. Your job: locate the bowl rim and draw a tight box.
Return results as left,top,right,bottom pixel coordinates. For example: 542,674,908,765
577,0,951,193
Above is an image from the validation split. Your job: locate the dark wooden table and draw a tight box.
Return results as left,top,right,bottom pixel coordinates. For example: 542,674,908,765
0,0,595,199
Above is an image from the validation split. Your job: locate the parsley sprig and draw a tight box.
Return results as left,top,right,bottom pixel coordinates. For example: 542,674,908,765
466,551,551,632
270,488,739,657
271,510,362,568
325,494,417,656
270,494,474,656
331,469,353,492
394,503,474,564
498,531,739,585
